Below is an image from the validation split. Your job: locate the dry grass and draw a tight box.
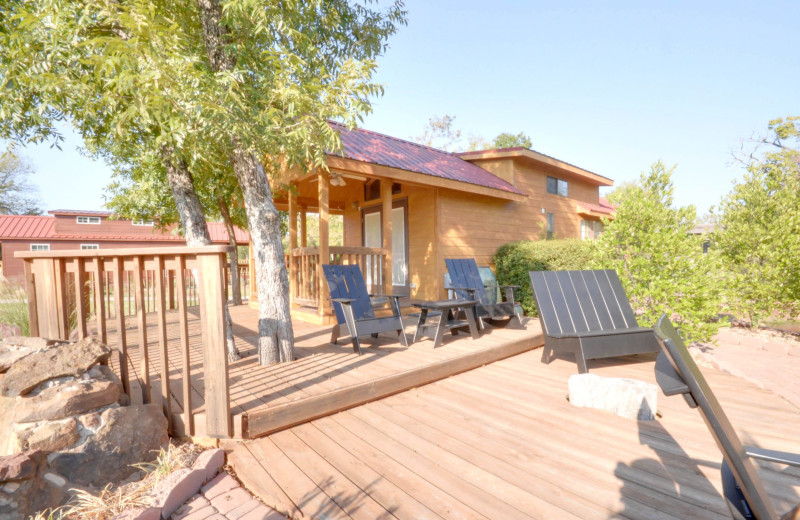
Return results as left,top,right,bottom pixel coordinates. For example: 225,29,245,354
30,440,205,520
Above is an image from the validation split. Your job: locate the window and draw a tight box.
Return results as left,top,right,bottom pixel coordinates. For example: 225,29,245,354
80,244,100,250
364,180,402,202
546,213,554,240
132,219,154,226
546,176,568,197
581,220,605,240
30,244,50,251
593,221,604,238
76,216,101,224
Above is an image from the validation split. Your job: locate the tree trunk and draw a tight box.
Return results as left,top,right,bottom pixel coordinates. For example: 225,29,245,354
196,0,294,365
217,196,241,305
162,146,241,361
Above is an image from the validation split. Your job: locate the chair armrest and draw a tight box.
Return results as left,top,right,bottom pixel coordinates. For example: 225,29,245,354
498,285,521,289
550,327,654,339
368,292,407,299
745,446,800,467
499,285,519,304
330,298,356,304
449,287,477,294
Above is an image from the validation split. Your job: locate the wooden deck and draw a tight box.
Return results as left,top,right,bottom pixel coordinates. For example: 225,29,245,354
227,350,800,520
108,304,542,439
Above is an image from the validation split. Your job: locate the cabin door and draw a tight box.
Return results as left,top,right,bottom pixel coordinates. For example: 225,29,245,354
362,201,409,296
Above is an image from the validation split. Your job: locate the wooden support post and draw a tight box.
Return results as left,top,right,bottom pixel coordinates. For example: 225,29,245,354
248,242,256,304
288,185,298,305
54,259,69,340
91,258,107,345
32,259,60,339
318,171,330,316
381,181,393,294
300,207,307,247
197,251,231,438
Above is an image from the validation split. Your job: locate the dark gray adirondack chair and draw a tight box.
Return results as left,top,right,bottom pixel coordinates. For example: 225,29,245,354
444,258,523,329
654,315,800,520
528,269,659,373
322,264,408,355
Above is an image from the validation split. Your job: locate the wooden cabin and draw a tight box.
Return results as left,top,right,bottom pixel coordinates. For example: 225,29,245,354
252,123,614,324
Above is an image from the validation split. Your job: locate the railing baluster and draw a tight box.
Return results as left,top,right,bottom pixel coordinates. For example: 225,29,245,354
73,258,88,339
153,256,171,431
112,257,129,396
54,258,69,339
92,258,107,345
23,260,39,337
175,255,193,436
133,256,150,404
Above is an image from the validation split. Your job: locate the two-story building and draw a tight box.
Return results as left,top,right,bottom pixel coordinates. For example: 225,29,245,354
263,123,614,323
0,210,249,281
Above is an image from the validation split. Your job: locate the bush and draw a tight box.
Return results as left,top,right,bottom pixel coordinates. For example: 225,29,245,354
494,239,592,316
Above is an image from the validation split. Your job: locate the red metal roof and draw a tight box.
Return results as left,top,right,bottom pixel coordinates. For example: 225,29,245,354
0,215,249,244
48,209,113,216
330,123,524,195
576,197,615,217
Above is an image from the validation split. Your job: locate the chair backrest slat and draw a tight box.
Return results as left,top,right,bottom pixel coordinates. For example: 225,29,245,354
602,270,639,328
445,258,487,303
555,271,590,333
577,271,617,330
529,271,562,336
322,264,375,325
567,271,602,332
654,315,778,520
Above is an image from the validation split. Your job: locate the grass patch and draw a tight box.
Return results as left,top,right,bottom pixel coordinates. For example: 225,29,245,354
0,280,29,336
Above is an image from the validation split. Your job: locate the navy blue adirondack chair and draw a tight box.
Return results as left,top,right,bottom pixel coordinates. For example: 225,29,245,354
444,258,523,329
654,315,800,520
322,264,408,355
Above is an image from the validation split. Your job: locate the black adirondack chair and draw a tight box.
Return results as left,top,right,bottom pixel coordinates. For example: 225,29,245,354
444,258,523,329
529,269,659,373
654,315,800,520
322,264,408,355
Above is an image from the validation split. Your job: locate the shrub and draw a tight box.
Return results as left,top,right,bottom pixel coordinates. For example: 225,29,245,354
0,280,29,337
494,239,592,316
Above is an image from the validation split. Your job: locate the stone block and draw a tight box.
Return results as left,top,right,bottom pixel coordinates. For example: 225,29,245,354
192,449,225,483
201,473,239,500
568,373,658,420
112,506,161,520
0,451,44,482
144,467,206,520
12,379,120,423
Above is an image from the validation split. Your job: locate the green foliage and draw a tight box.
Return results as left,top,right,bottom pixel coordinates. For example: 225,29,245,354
491,132,532,149
603,180,638,206
494,239,592,315
590,161,723,341
714,117,800,324
0,148,41,215
0,280,29,336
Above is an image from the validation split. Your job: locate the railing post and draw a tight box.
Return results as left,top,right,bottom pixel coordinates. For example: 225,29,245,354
23,260,39,337
31,258,62,339
197,250,231,438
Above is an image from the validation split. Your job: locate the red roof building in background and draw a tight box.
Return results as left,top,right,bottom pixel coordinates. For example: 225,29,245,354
0,210,249,281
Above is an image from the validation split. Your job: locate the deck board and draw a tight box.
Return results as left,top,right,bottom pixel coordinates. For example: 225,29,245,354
105,304,542,438
229,345,800,520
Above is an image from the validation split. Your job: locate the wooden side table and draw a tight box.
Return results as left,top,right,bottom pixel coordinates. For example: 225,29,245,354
411,299,480,348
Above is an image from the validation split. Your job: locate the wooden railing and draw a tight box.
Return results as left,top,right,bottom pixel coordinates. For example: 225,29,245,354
17,246,232,438
286,246,386,305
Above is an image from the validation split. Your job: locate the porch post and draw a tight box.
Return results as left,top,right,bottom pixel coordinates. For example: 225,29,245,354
300,207,307,247
381,181,393,293
248,242,256,304
288,185,298,306
318,171,330,317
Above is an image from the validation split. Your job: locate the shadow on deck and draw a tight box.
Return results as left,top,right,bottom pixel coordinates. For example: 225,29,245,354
110,304,543,439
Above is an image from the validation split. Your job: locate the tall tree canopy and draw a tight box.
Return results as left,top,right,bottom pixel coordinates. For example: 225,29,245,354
715,116,800,324
413,114,532,152
0,149,42,215
0,0,406,364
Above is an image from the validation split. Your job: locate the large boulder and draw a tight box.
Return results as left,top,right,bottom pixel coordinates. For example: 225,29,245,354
12,378,120,424
0,337,59,374
10,418,80,453
0,450,66,520
48,404,168,487
0,337,110,397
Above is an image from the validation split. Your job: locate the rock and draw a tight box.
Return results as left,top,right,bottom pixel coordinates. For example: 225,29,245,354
0,337,110,397
568,373,658,420
145,467,205,519
12,379,120,423
49,404,168,487
11,418,80,453
1,337,59,350
192,449,225,483
0,451,44,482
0,339,54,374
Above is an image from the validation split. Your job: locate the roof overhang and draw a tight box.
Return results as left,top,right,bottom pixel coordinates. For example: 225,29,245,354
321,156,527,202
457,148,614,187
576,202,615,220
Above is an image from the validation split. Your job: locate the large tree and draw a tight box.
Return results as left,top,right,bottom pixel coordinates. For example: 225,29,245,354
715,117,800,324
0,149,42,215
590,161,723,341
1,1,406,365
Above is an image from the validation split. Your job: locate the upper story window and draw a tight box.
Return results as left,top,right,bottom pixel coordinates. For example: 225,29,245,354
132,219,154,226
80,244,100,250
364,180,401,202
546,176,568,197
30,244,50,251
77,216,101,224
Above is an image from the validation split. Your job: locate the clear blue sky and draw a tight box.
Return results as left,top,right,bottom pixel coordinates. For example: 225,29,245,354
15,0,800,216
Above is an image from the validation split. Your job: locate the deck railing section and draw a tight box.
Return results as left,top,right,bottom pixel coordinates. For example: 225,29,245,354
287,246,386,305
17,246,232,438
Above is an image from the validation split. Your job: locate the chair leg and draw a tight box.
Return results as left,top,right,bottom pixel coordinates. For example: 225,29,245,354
330,324,340,345
340,303,363,356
